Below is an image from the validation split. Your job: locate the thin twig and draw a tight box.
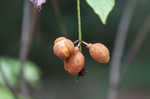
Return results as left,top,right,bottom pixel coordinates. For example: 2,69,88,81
19,0,31,97
0,65,18,99
19,0,38,98
121,15,150,78
107,0,137,99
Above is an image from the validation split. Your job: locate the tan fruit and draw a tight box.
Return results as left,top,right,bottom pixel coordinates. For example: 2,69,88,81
64,47,85,75
53,37,74,59
88,43,110,63
54,37,66,44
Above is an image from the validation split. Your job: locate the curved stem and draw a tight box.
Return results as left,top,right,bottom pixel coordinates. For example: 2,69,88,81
73,40,79,44
81,40,89,46
77,41,82,48
77,0,82,50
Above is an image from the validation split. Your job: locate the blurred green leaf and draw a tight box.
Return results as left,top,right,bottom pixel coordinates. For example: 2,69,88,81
24,62,40,85
0,57,40,87
0,87,14,99
0,87,32,99
86,0,115,24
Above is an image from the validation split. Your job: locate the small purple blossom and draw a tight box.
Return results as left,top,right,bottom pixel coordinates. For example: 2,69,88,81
30,0,46,10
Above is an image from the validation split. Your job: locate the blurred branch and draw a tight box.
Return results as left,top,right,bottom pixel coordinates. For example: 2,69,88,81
107,0,137,99
121,15,150,78
0,65,18,99
51,0,67,34
19,0,38,98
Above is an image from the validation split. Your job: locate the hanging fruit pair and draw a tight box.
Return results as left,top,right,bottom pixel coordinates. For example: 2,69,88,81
53,37,110,76
53,37,84,75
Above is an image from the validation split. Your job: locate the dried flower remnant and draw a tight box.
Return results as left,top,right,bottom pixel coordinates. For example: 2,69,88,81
30,0,46,9
78,68,88,77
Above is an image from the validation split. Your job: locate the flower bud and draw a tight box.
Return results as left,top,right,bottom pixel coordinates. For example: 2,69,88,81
64,47,85,75
53,37,74,59
88,43,110,63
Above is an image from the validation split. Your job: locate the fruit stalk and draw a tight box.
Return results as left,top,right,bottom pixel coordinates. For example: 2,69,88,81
77,0,82,50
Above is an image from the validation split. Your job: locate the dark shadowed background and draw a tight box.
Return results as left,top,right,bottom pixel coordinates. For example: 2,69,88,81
0,0,150,99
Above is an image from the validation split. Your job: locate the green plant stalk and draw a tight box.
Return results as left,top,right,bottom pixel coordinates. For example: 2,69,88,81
77,0,82,50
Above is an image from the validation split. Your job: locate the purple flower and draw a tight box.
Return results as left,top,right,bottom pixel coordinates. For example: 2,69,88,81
30,0,46,9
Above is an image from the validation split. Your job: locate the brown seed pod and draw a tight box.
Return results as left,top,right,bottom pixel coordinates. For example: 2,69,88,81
53,37,74,59
64,47,85,75
88,43,110,63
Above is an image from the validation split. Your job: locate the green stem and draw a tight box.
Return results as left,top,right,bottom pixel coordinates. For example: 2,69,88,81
77,0,82,50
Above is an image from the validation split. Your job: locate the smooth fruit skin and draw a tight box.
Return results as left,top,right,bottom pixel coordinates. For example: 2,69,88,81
54,37,66,44
64,39,74,54
64,47,85,75
53,37,74,59
88,43,110,63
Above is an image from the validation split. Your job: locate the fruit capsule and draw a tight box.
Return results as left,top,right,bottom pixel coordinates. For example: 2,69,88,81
54,37,66,44
53,37,74,59
64,47,85,75
88,43,110,63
